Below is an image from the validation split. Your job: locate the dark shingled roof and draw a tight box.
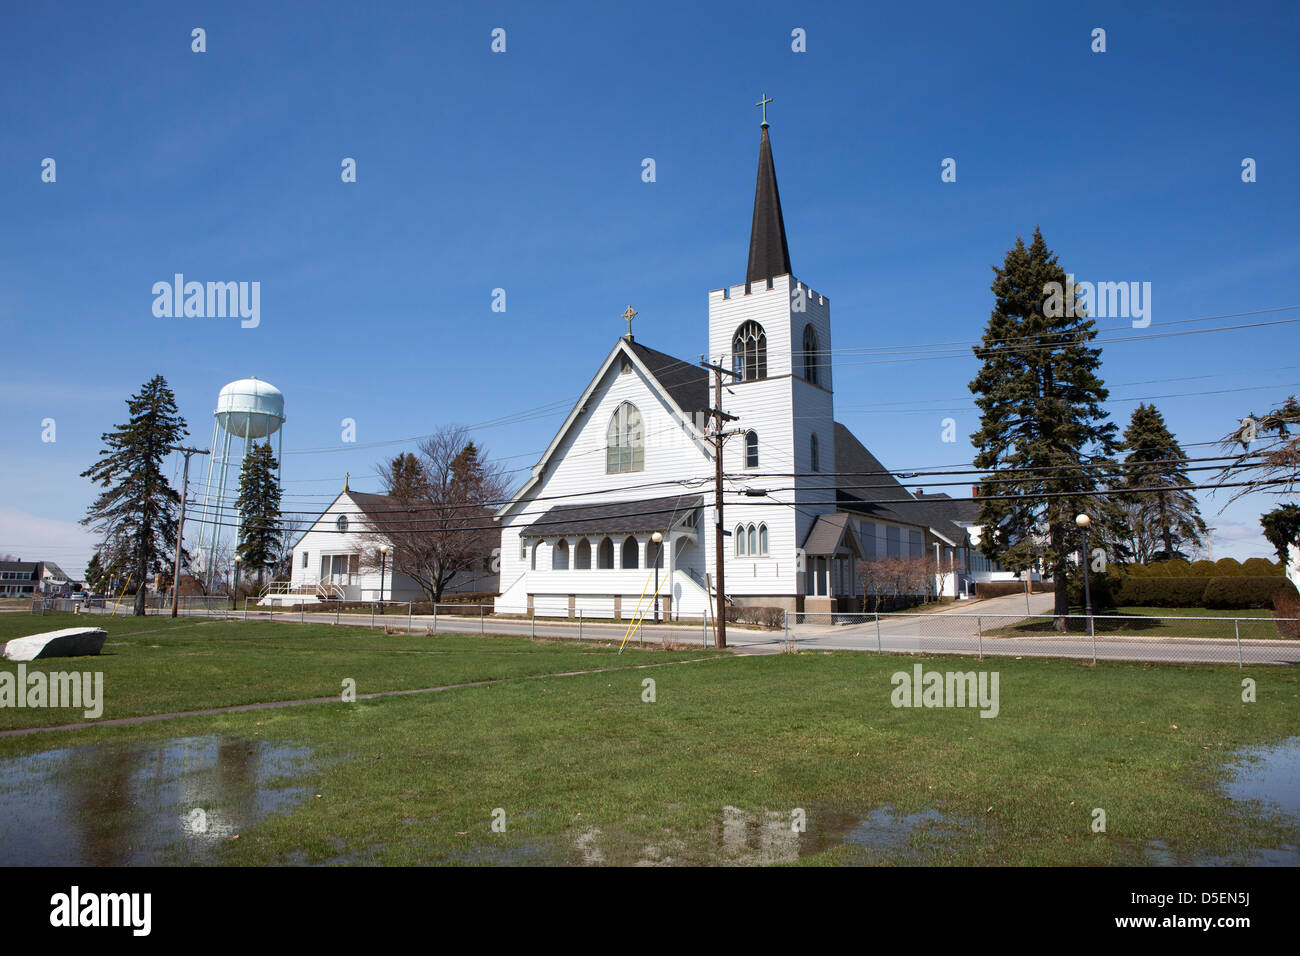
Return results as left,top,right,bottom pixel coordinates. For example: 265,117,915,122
746,125,792,291
0,561,39,576
832,422,919,525
628,342,709,417
342,490,495,526
523,494,703,538
803,512,864,557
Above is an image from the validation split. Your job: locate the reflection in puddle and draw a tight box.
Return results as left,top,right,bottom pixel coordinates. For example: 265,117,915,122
1145,737,1300,867
0,735,313,865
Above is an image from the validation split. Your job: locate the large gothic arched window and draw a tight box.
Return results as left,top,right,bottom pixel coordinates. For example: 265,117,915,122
732,321,767,382
802,324,820,385
606,402,644,474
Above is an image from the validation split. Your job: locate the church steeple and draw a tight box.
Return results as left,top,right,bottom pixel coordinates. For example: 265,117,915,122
745,101,791,293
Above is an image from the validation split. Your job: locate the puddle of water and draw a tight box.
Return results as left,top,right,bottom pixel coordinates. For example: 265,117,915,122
1144,737,1300,867
0,735,314,865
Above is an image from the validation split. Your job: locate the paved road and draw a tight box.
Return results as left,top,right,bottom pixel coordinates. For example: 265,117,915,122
69,596,1300,666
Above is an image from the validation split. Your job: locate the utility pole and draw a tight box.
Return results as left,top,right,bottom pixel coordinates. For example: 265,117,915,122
700,356,739,648
168,446,209,618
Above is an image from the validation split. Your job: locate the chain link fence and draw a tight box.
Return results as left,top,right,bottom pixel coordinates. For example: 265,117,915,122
785,611,1300,667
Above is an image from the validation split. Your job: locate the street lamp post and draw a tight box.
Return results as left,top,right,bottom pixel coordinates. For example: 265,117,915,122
651,532,663,623
379,545,389,615
1075,513,1094,623
232,557,241,612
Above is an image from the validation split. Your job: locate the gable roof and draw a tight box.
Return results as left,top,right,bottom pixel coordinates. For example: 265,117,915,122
627,342,709,418
803,512,863,557
0,561,39,576
522,494,703,538
498,337,711,518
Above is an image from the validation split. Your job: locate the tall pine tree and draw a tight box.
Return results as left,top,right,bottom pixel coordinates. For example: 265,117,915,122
1120,402,1207,562
80,375,188,616
235,441,283,588
969,228,1126,626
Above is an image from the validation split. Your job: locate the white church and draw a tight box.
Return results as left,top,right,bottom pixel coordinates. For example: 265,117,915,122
493,114,1014,620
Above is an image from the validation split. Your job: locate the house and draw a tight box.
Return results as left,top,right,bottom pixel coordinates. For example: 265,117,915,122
285,481,499,604
493,116,1017,618
0,561,41,597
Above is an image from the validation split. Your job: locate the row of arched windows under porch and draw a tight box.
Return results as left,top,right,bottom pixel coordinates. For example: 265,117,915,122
528,534,674,572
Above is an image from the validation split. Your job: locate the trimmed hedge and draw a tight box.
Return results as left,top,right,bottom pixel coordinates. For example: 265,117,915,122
1113,575,1297,609
975,581,1055,600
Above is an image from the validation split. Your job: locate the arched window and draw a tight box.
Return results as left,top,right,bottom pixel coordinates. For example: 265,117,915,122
810,432,820,472
759,523,769,556
574,538,592,570
552,539,569,570
597,537,615,569
732,321,767,382
621,536,639,569
735,524,747,557
747,524,758,556
802,324,819,385
606,402,644,474
745,430,759,469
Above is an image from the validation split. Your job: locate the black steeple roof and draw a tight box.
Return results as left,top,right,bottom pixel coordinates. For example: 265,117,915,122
745,124,792,292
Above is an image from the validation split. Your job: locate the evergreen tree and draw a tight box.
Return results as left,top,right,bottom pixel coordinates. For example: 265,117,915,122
1260,503,1300,565
80,375,188,616
235,441,283,587
384,452,427,502
969,228,1126,626
1120,403,1207,562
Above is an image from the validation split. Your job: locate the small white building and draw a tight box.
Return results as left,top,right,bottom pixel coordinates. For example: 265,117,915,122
285,483,498,604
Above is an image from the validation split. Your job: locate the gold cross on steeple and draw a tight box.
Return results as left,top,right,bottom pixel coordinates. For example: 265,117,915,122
622,305,638,340
756,93,773,128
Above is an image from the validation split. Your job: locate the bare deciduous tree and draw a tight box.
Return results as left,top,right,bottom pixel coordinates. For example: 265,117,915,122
359,427,508,603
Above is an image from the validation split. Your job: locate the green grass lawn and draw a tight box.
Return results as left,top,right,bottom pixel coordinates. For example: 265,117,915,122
2,612,1297,866
0,612,713,729
987,606,1286,640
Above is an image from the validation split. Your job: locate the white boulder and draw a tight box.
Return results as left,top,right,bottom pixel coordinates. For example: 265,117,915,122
2,627,107,662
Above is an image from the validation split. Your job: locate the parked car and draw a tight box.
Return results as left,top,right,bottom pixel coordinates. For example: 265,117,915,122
85,594,106,608
68,592,86,603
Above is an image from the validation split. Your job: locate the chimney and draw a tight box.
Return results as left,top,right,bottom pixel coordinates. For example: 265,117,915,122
972,484,980,498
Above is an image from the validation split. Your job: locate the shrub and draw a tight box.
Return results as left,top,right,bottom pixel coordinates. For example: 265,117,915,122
1242,557,1282,577
1272,588,1300,638
1113,576,1208,607
1187,560,1218,577
1066,568,1120,611
726,605,786,628
1202,576,1297,610
974,580,1055,600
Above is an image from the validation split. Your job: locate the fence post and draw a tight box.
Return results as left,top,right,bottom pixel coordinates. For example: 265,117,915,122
300,604,304,625
407,602,413,635
1089,614,1097,666
433,603,438,635
244,599,249,622
335,601,340,625
639,620,643,647
371,603,376,629
977,616,983,661
579,609,583,642
268,601,273,622
875,611,882,653
784,610,790,648
1235,618,1243,670
531,607,535,640
480,604,485,634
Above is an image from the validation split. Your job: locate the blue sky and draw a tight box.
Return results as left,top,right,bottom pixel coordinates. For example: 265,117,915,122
2,0,1298,577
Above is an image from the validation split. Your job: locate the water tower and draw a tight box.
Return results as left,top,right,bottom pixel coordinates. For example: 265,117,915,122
193,377,286,591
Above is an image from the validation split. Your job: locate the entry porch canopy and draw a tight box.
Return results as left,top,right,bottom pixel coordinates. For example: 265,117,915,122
521,494,703,542
802,512,863,598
